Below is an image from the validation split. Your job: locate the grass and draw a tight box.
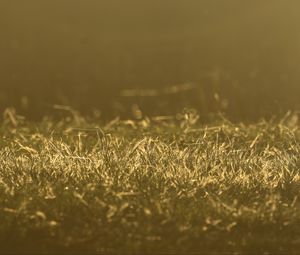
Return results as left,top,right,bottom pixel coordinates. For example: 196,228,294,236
1,110,300,254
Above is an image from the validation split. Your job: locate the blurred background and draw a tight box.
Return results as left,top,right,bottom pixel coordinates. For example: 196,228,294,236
0,0,300,121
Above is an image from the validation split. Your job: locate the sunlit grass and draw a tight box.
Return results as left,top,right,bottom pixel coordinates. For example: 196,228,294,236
1,111,300,254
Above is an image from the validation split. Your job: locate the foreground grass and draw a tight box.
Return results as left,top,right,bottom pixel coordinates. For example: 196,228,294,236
1,115,300,254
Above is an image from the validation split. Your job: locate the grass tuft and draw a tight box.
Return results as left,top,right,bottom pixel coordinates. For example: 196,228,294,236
1,116,300,254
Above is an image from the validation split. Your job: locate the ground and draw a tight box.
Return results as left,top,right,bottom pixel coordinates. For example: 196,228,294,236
1,114,300,254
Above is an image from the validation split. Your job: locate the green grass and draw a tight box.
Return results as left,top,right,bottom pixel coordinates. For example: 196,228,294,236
1,112,300,254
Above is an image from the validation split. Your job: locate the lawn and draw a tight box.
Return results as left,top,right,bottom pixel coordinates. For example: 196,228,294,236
1,111,300,254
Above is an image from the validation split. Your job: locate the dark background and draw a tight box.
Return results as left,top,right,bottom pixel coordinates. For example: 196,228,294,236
1,1,300,121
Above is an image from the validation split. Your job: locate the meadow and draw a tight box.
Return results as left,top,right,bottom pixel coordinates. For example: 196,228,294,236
1,109,300,254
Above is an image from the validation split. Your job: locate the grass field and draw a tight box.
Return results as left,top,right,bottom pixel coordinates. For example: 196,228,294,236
1,110,300,254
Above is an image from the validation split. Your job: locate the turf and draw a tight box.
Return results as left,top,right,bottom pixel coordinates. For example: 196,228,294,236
1,114,300,254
